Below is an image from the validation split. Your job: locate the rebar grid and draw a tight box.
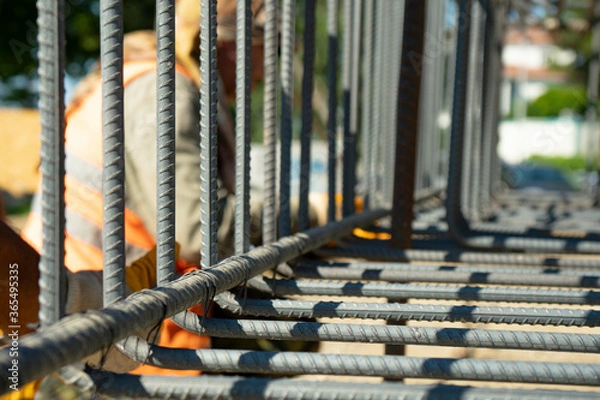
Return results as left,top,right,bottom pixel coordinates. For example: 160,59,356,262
16,0,600,397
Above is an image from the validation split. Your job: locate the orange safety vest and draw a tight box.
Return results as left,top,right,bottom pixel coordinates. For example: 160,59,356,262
21,60,209,376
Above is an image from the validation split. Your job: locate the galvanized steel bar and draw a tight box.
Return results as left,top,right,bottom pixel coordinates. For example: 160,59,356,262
391,0,426,248
37,0,67,325
113,342,600,386
298,0,316,232
341,0,354,217
101,0,126,305
279,0,295,238
360,1,375,210
177,316,600,353
262,0,278,243
156,0,176,285
235,0,252,255
199,0,219,268
326,0,338,222
91,372,599,400
0,209,388,392
216,291,600,327
250,277,600,305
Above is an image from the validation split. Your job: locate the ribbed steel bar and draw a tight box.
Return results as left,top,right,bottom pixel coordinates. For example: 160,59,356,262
262,0,278,243
369,0,385,209
91,372,599,400
114,342,600,386
250,277,600,305
468,0,486,221
292,259,600,276
216,291,600,327
0,209,388,392
478,0,498,216
279,0,295,238
199,0,218,268
156,0,176,285
360,1,374,209
326,0,338,222
101,0,126,305
235,0,252,255
459,0,480,220
37,0,67,325
292,264,600,288
314,246,600,268
341,0,354,217
391,0,425,248
298,0,316,232
176,316,600,353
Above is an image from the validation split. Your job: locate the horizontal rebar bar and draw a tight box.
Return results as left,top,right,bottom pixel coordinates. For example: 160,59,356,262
292,264,600,288
173,316,600,353
248,277,600,305
0,209,388,395
314,247,600,268
90,371,600,400
216,291,600,327
116,340,600,385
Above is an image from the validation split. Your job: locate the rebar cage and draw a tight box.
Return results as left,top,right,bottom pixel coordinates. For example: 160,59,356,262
2,0,600,398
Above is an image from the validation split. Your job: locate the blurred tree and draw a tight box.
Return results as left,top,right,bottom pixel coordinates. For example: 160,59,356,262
0,0,155,107
527,85,587,117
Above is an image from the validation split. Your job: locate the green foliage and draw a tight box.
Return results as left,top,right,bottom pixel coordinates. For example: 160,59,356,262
525,154,589,172
526,86,587,117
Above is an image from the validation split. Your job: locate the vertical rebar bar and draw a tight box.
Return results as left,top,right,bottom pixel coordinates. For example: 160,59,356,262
235,0,252,254
299,0,316,231
200,0,218,268
327,0,339,222
279,0,295,237
361,1,375,210
341,0,354,217
468,0,486,221
479,0,497,216
346,0,361,216
446,0,472,231
101,0,126,305
460,0,481,220
156,0,176,285
370,0,385,209
391,0,426,249
37,0,66,324
263,0,279,243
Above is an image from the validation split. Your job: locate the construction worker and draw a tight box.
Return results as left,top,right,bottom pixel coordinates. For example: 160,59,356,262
17,0,266,378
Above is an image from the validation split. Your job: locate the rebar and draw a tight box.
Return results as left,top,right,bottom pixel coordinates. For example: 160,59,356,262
262,0,278,244
326,0,338,222
90,372,600,400
235,0,252,255
298,0,316,232
216,291,600,327
199,0,219,268
101,0,126,305
156,0,176,285
37,0,67,325
176,316,600,353
279,0,295,238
